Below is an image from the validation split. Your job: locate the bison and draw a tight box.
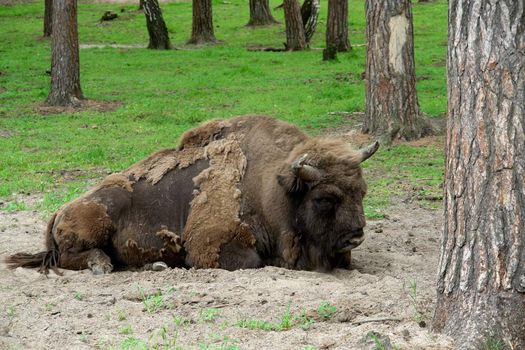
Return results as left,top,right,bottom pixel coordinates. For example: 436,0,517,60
6,116,378,274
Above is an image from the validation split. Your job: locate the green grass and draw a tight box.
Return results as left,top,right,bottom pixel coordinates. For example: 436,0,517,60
236,302,334,331
137,285,172,313
0,0,447,216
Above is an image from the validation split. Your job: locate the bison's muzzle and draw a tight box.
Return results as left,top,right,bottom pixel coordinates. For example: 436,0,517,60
336,229,365,253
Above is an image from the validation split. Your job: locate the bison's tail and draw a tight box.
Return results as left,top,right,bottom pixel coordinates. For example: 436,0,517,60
5,250,61,275
4,213,62,275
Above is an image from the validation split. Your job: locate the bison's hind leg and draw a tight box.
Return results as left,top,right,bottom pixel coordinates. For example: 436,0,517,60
60,249,113,275
54,200,116,274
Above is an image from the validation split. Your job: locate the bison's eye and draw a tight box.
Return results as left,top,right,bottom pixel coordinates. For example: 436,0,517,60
313,196,337,213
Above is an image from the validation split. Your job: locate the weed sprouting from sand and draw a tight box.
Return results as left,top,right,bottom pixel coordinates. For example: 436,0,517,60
408,279,424,324
137,285,172,313
119,325,133,335
73,291,84,301
200,308,221,323
317,301,337,320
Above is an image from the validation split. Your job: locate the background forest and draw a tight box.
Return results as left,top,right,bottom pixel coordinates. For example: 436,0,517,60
0,0,447,218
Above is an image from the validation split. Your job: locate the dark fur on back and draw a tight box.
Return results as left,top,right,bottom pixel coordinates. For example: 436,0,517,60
6,116,375,274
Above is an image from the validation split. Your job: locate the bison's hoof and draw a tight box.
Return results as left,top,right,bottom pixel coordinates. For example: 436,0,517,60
89,261,113,275
151,261,168,271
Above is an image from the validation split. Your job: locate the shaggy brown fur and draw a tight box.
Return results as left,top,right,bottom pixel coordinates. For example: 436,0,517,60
6,115,377,274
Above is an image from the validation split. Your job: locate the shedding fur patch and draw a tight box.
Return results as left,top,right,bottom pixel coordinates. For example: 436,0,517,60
156,227,182,254
125,147,206,184
98,173,134,192
183,134,254,268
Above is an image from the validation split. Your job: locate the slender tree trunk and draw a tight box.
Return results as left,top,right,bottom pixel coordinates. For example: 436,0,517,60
433,1,525,349
44,0,52,37
283,0,306,50
247,0,278,26
188,0,216,44
323,0,350,60
142,0,171,49
46,0,83,107
300,0,319,44
363,0,430,143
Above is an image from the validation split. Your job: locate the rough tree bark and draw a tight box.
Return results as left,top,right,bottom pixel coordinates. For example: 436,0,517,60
300,0,320,44
283,0,306,50
46,0,83,107
323,0,350,60
363,0,431,143
188,0,216,44
433,1,525,349
44,0,52,37
247,0,278,26
142,0,171,49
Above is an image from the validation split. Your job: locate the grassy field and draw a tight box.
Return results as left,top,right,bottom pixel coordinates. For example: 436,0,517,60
0,0,447,217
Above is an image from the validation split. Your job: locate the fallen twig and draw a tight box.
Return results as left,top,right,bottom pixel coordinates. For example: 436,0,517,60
351,317,402,325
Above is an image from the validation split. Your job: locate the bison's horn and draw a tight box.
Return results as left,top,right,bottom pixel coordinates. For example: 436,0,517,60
359,141,380,162
292,154,322,181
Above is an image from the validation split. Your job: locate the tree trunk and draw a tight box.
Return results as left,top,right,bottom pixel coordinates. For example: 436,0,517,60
300,0,319,44
433,1,525,349
142,0,171,49
46,0,83,107
44,0,52,37
363,0,429,143
247,0,278,26
188,0,216,44
283,0,306,50
323,0,350,60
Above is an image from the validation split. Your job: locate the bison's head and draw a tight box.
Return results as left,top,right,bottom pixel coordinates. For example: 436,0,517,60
277,139,379,271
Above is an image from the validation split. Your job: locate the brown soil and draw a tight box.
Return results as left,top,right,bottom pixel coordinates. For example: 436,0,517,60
34,100,122,115
0,195,452,349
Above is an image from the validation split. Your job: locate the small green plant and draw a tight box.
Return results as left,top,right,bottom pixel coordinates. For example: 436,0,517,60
295,310,315,330
484,334,505,350
74,291,84,301
369,332,387,350
200,308,221,323
199,334,240,350
408,279,424,323
317,302,337,320
6,306,16,319
237,318,276,331
149,325,181,350
79,331,88,343
42,303,55,313
173,314,191,327
119,325,133,335
279,303,293,330
137,285,170,313
117,309,127,321
120,336,148,350
237,304,297,331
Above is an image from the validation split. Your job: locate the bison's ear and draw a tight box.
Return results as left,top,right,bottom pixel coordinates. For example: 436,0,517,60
277,154,322,193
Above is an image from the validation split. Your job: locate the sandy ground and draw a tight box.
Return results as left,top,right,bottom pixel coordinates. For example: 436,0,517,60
0,195,452,350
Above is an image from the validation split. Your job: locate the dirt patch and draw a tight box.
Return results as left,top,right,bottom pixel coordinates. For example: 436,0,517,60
34,99,122,115
0,0,32,5
406,135,445,148
0,128,13,138
0,196,452,349
80,44,146,49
